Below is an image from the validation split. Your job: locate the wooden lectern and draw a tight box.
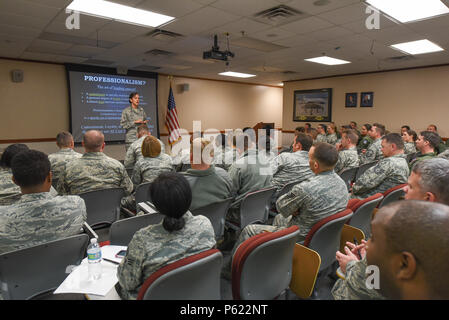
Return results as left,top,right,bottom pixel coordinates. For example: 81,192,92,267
252,122,275,143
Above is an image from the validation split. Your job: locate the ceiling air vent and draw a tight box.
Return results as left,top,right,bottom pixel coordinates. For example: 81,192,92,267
253,5,309,26
146,29,184,42
145,49,175,56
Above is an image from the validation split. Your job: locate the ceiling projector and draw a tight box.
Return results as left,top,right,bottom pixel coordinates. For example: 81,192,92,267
203,34,235,62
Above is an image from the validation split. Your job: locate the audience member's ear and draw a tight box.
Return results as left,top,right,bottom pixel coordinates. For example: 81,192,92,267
397,252,417,280
47,171,53,184
425,192,436,202
11,176,18,186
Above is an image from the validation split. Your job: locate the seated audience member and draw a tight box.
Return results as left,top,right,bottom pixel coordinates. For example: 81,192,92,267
0,150,86,254
409,131,439,170
57,130,133,206
182,138,233,211
332,158,449,300
352,133,408,199
132,135,174,186
280,127,304,153
334,130,359,174
359,123,385,164
349,121,361,137
0,144,29,205
115,172,216,300
229,142,348,253
400,125,410,135
227,134,272,223
212,133,237,170
326,123,338,145
401,129,417,155
124,124,165,169
367,200,449,299
315,124,327,143
270,133,314,196
48,131,82,185
304,123,312,134
426,124,446,153
357,124,373,153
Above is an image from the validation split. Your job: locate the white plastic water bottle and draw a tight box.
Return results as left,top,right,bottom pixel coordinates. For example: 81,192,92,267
87,238,102,280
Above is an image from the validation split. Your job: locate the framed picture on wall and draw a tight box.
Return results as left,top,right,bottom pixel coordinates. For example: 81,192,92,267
345,93,357,108
360,92,374,107
293,88,332,122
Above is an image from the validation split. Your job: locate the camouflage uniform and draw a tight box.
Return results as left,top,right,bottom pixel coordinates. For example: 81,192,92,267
437,149,449,161
359,138,383,164
270,150,314,191
0,167,21,206
132,154,174,186
124,135,165,169
120,106,147,151
315,134,327,143
227,150,273,222
409,152,437,170
213,147,238,171
326,133,338,145
231,170,349,250
48,148,82,183
335,147,360,174
357,135,373,154
115,211,216,300
0,167,57,206
57,152,133,201
403,142,417,155
352,154,409,199
331,257,385,300
0,192,86,254
183,165,233,211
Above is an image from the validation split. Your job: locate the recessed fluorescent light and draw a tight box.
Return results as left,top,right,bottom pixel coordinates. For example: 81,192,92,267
390,39,444,55
365,0,449,23
305,56,351,65
67,0,174,28
219,71,256,78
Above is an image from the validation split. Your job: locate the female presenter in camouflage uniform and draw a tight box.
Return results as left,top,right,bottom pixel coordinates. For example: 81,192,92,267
120,92,148,151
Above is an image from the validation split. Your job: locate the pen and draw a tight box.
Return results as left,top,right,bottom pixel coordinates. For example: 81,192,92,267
353,237,363,260
103,258,120,265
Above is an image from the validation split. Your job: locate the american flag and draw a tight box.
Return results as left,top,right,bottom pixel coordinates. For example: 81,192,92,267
165,86,182,145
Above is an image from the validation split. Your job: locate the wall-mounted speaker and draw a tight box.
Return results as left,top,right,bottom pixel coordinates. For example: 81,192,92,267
11,69,24,83
181,83,189,92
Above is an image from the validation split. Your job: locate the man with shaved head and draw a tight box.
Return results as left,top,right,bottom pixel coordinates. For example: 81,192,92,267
57,130,133,204
48,131,82,186
367,200,449,299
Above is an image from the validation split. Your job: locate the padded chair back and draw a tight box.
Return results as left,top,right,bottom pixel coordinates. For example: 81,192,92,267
355,161,377,181
78,188,125,229
137,249,222,300
135,182,153,205
109,213,164,246
338,167,358,192
240,187,277,229
378,184,407,208
232,226,300,300
0,234,89,300
180,163,191,172
191,198,233,240
348,193,383,238
289,243,321,299
304,209,353,271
